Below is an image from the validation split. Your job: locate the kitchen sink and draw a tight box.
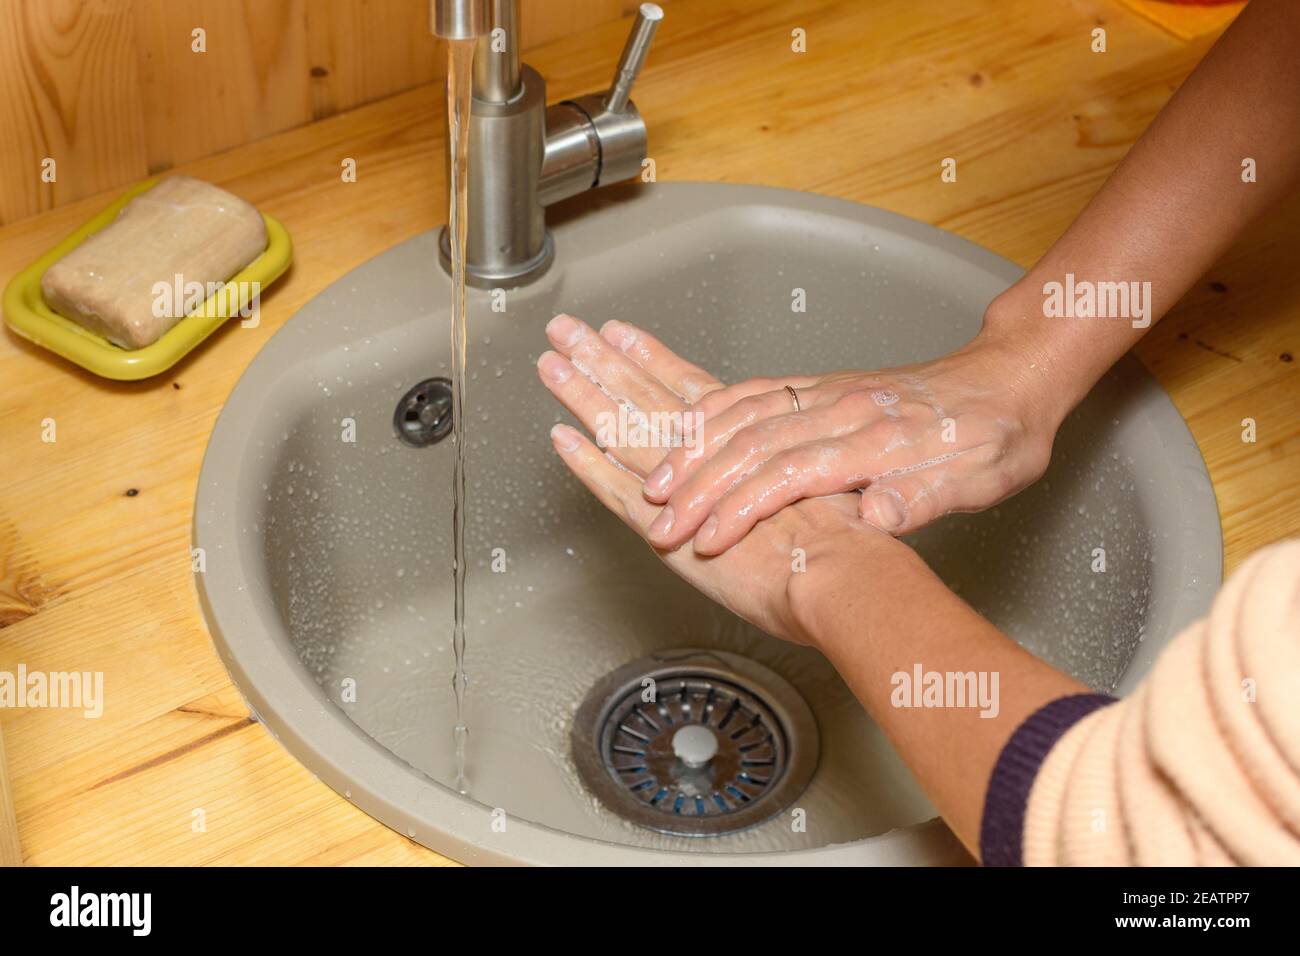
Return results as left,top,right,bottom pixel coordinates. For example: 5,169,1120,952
194,183,1221,864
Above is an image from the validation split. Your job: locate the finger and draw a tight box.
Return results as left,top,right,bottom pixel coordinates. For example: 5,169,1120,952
537,351,661,474
549,423,660,533
691,375,822,422
690,439,867,554
651,389,903,541
642,385,821,504
859,445,1012,535
646,413,836,547
599,320,724,403
546,314,683,423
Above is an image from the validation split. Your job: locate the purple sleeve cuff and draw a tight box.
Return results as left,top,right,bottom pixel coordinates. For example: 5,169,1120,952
979,693,1118,866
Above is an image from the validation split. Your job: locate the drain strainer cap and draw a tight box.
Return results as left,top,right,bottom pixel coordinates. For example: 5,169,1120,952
393,377,453,447
572,649,819,837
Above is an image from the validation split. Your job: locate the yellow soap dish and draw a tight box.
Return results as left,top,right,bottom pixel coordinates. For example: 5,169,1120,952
2,178,292,381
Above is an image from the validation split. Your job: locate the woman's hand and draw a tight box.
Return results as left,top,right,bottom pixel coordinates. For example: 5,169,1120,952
537,314,902,646
635,323,1064,554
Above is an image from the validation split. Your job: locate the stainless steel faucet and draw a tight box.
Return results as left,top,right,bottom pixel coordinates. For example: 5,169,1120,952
431,0,663,287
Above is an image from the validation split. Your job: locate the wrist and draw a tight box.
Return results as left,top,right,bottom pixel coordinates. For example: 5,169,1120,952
785,529,918,652
971,283,1090,433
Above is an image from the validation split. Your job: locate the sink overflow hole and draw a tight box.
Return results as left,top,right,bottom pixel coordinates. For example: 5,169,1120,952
394,377,454,447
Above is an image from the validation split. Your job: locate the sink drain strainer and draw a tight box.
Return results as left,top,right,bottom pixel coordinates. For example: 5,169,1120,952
572,649,819,837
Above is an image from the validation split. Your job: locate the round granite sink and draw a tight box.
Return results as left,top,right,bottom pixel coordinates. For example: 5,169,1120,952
194,183,1222,864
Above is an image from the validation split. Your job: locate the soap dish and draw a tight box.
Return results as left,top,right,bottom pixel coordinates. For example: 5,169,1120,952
2,178,293,381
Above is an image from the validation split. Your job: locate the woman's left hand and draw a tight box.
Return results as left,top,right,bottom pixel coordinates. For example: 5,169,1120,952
631,319,1062,554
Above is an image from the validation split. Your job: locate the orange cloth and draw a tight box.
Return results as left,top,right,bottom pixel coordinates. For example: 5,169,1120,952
1117,0,1246,40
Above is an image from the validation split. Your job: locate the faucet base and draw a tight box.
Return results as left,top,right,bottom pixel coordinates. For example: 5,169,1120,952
437,225,554,289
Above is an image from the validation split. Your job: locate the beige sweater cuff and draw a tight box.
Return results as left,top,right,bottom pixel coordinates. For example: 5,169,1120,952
1022,539,1300,866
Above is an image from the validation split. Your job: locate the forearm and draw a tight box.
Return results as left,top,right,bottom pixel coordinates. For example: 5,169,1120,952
979,0,1300,423
793,539,1087,856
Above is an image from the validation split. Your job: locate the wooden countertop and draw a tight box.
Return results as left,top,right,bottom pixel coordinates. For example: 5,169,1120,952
0,0,1295,866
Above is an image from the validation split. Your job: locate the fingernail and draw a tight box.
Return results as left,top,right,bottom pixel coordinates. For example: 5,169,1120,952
868,493,905,531
695,514,719,548
538,351,572,384
602,320,636,351
551,423,581,452
547,314,583,347
645,463,672,494
648,505,675,539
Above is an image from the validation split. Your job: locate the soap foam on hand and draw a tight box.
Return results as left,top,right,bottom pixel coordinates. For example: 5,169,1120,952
40,176,267,350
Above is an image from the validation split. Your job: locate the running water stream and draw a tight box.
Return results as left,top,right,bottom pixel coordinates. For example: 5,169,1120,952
446,37,475,795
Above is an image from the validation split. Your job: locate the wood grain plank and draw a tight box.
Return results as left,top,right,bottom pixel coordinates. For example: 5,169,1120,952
305,0,440,122
521,0,626,47
0,727,20,865
133,0,313,170
0,0,149,222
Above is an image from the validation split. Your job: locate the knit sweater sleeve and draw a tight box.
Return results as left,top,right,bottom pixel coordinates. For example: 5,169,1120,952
980,538,1300,866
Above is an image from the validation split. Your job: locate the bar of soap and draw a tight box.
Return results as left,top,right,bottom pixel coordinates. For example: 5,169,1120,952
41,176,267,349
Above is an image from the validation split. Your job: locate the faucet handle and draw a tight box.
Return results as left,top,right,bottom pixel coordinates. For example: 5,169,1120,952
605,3,664,114
539,2,661,205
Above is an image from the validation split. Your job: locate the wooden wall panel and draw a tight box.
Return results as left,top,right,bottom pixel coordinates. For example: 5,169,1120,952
0,0,667,225
522,0,641,46
305,0,441,121
0,0,149,224
130,0,313,171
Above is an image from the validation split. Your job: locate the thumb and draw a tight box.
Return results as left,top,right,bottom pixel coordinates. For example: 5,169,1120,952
859,474,950,535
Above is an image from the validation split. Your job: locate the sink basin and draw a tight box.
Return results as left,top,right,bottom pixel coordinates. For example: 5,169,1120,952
194,183,1222,865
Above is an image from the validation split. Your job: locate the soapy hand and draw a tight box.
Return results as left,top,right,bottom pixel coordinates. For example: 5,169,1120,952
537,314,902,646
636,329,1061,554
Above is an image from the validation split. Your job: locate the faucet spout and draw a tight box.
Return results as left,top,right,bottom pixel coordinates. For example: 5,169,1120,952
473,0,521,103
431,0,488,40
437,1,663,289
